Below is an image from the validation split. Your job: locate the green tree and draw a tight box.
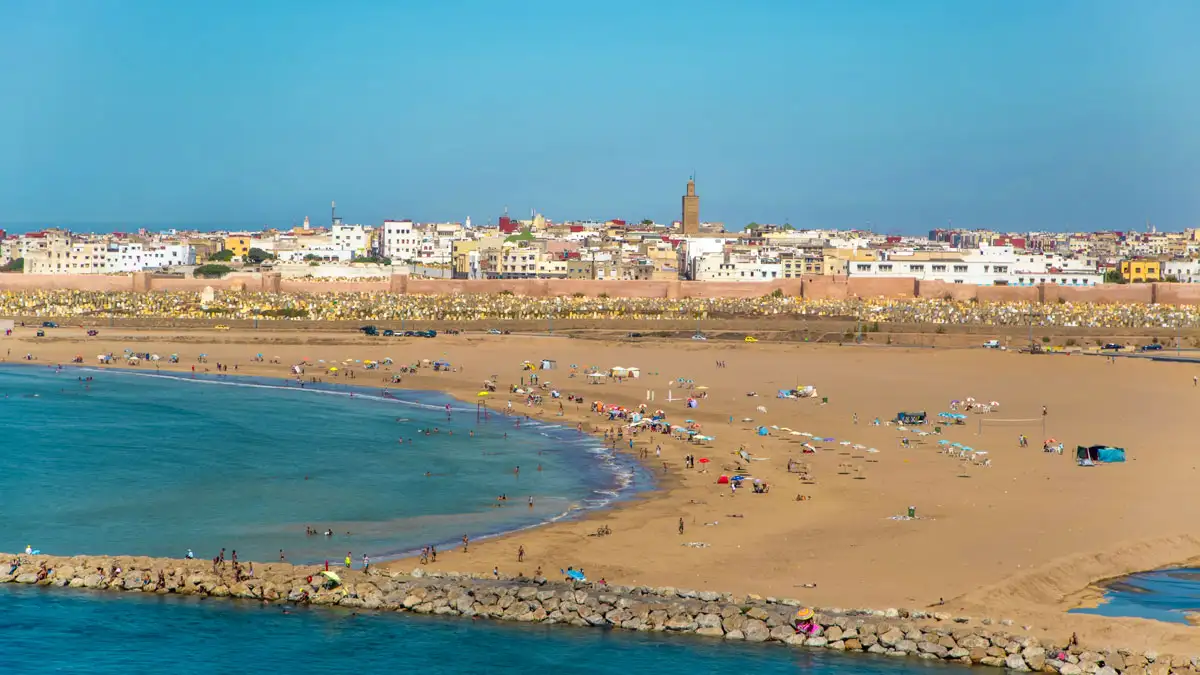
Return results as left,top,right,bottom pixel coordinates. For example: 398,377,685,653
0,257,24,273
245,247,274,264
1102,269,1125,284
640,219,653,226
193,264,233,278
209,249,234,262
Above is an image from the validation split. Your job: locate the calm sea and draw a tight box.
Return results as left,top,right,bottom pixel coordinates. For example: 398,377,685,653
0,364,649,564
0,584,958,674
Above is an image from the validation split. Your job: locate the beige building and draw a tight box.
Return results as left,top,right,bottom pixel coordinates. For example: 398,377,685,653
25,240,110,274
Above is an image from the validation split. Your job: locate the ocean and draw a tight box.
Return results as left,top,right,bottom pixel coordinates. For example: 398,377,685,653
0,584,957,674
0,364,649,563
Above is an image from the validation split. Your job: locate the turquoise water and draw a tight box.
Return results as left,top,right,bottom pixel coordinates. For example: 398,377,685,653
0,584,956,674
1071,568,1200,624
0,365,648,564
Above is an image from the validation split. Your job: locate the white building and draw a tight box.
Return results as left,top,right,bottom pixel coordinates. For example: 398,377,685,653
378,220,416,262
849,246,1102,286
331,224,369,258
105,243,196,273
677,237,734,280
691,251,783,281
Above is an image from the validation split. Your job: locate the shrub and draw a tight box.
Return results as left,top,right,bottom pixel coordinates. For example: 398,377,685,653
209,250,234,262
0,257,24,273
193,264,233,278
1042,336,1051,343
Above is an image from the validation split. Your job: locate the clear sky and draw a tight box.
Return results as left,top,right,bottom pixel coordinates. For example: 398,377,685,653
1,0,1198,233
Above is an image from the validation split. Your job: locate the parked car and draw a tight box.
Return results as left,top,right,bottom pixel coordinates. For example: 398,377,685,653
1101,343,1124,351
35,329,45,337
744,336,758,343
214,324,230,331
1140,343,1164,351
42,321,58,328
982,339,1002,349
87,330,98,337
360,325,379,336
488,329,502,335
692,333,707,341
382,329,395,337
627,332,643,338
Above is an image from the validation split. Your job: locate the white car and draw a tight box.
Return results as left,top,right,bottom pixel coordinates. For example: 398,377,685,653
692,333,707,341
982,340,1001,349
487,329,502,335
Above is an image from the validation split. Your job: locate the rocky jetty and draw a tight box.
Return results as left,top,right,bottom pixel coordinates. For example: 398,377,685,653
2,553,1196,674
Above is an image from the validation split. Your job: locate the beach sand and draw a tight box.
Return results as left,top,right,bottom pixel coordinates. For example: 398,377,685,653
10,324,1200,652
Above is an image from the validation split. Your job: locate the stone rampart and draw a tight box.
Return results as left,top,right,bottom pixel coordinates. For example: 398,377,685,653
0,273,1195,306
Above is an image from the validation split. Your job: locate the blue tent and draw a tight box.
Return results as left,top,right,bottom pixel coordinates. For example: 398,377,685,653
756,426,769,436
1076,445,1126,464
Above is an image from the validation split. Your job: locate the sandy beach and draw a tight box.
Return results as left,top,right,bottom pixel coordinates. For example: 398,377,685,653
10,323,1200,653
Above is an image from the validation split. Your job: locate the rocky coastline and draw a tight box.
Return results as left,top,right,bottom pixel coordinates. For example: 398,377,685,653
2,553,1193,674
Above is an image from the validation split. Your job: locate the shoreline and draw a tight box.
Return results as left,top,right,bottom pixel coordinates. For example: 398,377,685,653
6,361,658,565
6,550,1191,674
7,328,1200,658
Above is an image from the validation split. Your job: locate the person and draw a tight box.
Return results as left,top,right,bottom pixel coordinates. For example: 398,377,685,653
279,549,286,561
678,517,685,535
362,554,370,570
794,607,819,636
186,548,194,559
344,552,352,568
517,545,525,562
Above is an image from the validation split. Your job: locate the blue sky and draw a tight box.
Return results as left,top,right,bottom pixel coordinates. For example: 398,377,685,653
1,0,1198,233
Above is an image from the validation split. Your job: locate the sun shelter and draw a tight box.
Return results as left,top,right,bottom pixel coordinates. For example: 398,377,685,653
895,411,927,425
1076,445,1126,465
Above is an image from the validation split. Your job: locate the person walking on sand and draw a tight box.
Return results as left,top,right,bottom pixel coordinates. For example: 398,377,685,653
678,517,685,535
517,545,525,563
462,534,470,553
362,554,369,571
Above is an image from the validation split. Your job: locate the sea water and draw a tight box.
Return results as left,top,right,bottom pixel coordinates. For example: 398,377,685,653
1071,568,1200,624
0,584,957,674
0,364,649,563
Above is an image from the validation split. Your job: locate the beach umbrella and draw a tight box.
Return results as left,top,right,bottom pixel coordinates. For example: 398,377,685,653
320,571,341,585
477,391,489,397
938,440,950,445
698,458,710,464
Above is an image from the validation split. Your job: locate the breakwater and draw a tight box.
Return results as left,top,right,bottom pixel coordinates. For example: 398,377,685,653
3,553,1194,674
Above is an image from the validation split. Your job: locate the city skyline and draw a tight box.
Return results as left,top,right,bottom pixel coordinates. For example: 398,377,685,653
3,1,1200,232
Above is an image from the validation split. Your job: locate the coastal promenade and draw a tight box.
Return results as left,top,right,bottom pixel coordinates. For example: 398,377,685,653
1,552,1188,674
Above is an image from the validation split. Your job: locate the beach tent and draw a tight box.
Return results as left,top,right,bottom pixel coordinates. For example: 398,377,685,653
1076,445,1126,464
717,475,730,484
895,411,927,425
756,426,769,436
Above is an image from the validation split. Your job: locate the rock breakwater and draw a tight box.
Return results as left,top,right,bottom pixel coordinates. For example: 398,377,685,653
3,553,1196,674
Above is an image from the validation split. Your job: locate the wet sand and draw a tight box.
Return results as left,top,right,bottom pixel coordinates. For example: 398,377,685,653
10,325,1200,652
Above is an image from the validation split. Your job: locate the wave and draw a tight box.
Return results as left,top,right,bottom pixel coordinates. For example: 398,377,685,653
67,364,655,561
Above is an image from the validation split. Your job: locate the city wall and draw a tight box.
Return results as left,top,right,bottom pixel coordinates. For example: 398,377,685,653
0,272,1196,305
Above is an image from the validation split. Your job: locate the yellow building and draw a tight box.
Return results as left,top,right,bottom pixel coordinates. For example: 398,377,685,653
1120,259,1161,282
223,235,251,257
